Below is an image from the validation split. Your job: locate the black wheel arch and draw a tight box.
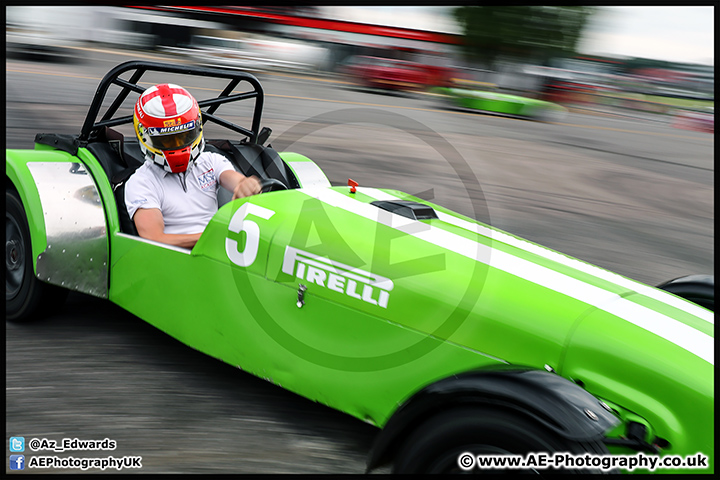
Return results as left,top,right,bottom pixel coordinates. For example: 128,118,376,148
366,367,619,472
656,274,714,312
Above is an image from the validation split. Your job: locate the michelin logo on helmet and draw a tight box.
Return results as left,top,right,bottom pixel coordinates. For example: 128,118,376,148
282,246,393,308
148,121,195,136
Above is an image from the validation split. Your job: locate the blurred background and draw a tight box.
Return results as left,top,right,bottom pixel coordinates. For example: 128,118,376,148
6,5,714,474
6,5,714,129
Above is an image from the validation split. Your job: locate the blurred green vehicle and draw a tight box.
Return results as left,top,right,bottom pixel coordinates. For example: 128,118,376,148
6,61,713,474
439,86,568,121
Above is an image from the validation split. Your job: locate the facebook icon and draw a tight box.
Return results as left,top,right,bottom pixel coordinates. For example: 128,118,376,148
9,454,25,470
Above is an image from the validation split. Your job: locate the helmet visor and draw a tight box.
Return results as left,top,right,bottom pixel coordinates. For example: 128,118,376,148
145,120,202,151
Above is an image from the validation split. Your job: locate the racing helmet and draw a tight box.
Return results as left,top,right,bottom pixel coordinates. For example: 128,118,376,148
133,83,204,173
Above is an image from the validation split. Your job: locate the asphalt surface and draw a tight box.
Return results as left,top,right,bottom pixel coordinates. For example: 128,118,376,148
5,47,714,474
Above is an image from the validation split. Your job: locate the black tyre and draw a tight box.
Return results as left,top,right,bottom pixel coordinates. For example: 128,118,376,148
393,407,610,474
6,188,68,322
657,275,714,312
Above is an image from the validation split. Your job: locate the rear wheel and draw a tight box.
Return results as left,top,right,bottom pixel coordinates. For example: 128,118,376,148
6,188,67,322
392,407,610,474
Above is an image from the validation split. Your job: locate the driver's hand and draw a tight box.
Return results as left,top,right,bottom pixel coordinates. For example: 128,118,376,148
232,175,262,200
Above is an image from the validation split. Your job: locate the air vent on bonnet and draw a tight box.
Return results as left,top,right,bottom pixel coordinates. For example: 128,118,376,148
371,200,438,221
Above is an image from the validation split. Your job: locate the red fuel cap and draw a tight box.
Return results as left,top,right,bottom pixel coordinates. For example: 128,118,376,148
348,178,359,193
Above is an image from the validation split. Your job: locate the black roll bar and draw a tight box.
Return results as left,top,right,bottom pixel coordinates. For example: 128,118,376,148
79,60,264,144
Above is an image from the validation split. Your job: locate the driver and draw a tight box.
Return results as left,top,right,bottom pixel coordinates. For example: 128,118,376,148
125,83,261,248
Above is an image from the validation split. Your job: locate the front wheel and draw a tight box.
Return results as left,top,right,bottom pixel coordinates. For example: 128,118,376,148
657,275,714,312
6,188,67,322
393,407,610,474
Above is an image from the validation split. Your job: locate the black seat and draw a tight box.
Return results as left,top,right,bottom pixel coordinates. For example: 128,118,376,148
206,139,299,189
86,127,144,181
86,132,297,235
85,128,145,236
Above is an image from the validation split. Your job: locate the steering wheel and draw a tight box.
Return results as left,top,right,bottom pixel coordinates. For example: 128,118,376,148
260,177,288,193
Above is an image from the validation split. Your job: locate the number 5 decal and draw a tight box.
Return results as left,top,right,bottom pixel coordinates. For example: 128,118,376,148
226,203,275,267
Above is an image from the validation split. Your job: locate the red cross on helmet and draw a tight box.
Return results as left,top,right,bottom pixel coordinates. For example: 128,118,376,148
133,83,205,173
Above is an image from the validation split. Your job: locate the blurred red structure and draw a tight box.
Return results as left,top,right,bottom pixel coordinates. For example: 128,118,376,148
131,6,461,45
345,56,454,91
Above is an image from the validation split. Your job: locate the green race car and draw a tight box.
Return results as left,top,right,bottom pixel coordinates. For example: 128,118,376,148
6,61,713,474
439,86,568,121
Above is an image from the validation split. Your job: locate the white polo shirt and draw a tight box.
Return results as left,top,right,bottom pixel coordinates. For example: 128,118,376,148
125,151,236,235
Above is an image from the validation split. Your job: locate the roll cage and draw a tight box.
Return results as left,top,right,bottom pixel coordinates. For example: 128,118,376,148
78,60,267,144
32,60,297,236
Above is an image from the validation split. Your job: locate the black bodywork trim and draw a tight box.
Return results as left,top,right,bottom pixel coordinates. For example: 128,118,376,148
34,133,80,156
366,368,619,471
371,200,438,220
